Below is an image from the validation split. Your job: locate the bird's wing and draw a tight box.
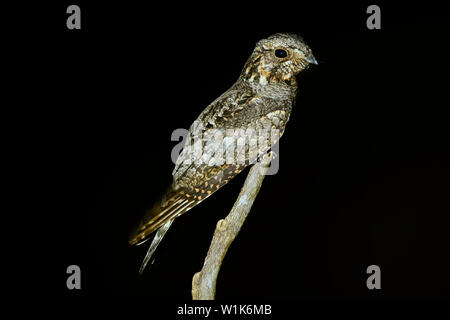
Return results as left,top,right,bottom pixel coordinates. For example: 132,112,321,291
129,87,255,245
129,84,287,245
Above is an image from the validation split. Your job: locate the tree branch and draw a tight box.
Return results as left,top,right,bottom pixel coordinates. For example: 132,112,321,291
192,152,272,300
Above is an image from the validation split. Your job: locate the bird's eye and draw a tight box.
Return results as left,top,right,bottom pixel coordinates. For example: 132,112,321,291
274,49,288,58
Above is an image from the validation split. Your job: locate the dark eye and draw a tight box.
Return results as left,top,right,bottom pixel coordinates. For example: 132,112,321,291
274,49,288,58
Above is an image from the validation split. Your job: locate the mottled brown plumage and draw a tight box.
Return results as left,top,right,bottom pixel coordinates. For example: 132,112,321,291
129,33,316,270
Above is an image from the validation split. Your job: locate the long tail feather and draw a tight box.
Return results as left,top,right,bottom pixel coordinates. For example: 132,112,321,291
138,220,174,275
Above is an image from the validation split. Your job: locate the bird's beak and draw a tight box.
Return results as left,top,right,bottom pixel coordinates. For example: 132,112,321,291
305,56,318,65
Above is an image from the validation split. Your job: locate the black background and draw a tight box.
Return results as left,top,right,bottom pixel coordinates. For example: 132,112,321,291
22,0,449,306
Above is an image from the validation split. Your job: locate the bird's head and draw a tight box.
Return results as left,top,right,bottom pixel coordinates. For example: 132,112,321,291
242,33,317,85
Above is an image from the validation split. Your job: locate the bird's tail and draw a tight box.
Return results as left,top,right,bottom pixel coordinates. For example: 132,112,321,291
129,187,197,246
138,219,173,274
129,187,198,274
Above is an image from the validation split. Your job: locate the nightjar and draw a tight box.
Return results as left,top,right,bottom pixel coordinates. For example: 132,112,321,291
129,33,317,273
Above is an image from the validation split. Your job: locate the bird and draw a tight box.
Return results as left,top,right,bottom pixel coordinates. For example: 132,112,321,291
129,33,317,273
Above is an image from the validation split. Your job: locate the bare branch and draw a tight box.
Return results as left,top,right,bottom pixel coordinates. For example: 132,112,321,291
192,152,272,300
